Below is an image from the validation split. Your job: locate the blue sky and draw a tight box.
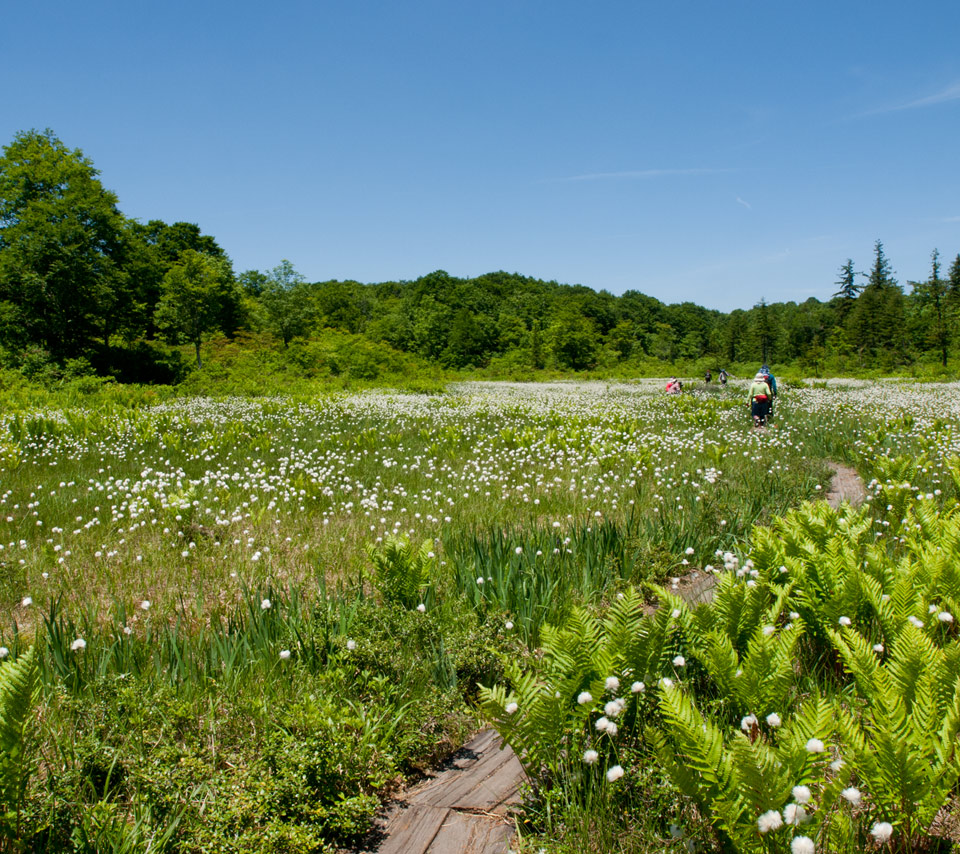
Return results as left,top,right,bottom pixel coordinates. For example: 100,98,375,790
3,0,959,310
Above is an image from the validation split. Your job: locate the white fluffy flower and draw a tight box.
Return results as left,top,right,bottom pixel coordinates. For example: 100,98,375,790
504,620,513,630
757,810,783,833
762,625,776,636
805,738,825,753
577,691,594,705
939,611,954,624
605,676,620,693
140,599,151,611
671,608,681,619
791,837,814,854
685,547,695,555
71,638,86,651
631,681,645,694
604,699,625,717
583,749,598,765
595,716,610,732
260,598,272,610
346,639,356,650
766,712,782,727
838,616,852,627
605,764,624,782
783,804,808,826
792,785,811,804
0,647,8,659
673,655,686,667
740,714,758,732
21,596,32,607
841,787,861,806
505,702,518,715
279,649,291,660
871,822,893,843
873,643,884,653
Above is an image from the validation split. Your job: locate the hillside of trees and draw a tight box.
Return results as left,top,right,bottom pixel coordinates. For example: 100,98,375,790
2,128,959,387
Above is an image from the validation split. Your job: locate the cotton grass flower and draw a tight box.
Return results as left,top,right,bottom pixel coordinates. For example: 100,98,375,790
791,837,814,854
21,596,32,607
71,638,86,651
605,764,624,782
838,616,852,627
416,603,426,613
805,737,825,753
140,599,151,611
605,676,620,693
740,714,758,732
783,804,807,826
766,712,781,727
841,787,861,806
346,639,356,650
672,655,686,667
504,620,513,630
757,810,782,833
279,649,291,660
583,749,598,765
505,702,518,715
792,785,811,804
871,822,893,843
939,611,954,624
260,598,272,610
631,681,645,693
577,691,594,705
0,647,8,659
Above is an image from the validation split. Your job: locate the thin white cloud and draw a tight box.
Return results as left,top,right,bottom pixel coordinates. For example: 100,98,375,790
736,196,752,210
553,168,730,182
862,80,960,115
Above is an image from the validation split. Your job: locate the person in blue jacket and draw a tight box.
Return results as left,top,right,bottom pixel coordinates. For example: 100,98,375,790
760,365,778,417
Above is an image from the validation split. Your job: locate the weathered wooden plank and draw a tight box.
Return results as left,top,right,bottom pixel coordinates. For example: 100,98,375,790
410,740,518,807
449,750,524,811
376,803,449,854
426,811,515,854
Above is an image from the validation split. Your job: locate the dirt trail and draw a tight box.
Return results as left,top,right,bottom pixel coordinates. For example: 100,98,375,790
369,729,523,854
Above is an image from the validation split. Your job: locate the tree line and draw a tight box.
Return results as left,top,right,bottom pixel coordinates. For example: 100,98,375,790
2,128,959,383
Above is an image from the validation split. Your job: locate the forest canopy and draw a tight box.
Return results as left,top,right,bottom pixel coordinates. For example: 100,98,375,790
2,129,959,384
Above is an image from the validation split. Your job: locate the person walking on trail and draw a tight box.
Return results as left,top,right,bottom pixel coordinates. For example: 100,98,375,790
748,372,772,428
704,369,712,384
760,364,778,418
718,368,728,387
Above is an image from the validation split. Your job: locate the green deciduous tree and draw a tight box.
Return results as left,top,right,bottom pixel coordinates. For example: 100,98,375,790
0,129,130,359
259,259,311,347
154,250,238,367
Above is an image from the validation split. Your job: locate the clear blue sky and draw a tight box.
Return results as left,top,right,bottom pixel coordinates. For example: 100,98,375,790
3,1,959,310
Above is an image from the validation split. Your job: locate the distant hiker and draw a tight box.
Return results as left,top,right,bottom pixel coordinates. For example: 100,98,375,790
718,369,728,387
666,377,682,394
704,369,712,384
760,364,778,417
748,372,772,428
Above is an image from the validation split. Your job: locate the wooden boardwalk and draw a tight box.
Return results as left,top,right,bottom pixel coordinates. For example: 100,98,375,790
370,729,524,854
825,461,866,508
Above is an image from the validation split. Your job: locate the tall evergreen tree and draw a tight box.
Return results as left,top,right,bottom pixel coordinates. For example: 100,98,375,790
846,241,906,365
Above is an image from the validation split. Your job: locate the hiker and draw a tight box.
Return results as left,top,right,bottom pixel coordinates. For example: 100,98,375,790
760,364,778,418
704,369,712,384
666,377,682,394
748,372,772,428
718,368,728,387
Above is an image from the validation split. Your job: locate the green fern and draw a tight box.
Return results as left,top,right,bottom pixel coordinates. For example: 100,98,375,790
365,535,435,609
0,646,41,845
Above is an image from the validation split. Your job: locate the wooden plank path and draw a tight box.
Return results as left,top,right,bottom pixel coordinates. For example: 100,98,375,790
825,461,866,508
366,463,868,853
368,729,524,854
